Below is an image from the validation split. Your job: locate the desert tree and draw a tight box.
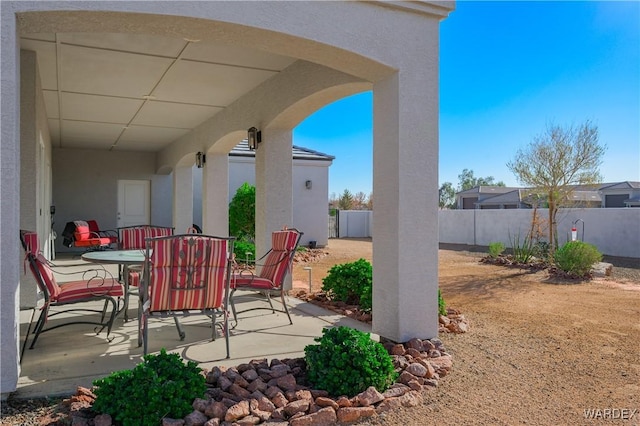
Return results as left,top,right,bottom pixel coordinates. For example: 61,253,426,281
507,120,606,252
337,189,354,210
457,168,505,191
439,182,456,209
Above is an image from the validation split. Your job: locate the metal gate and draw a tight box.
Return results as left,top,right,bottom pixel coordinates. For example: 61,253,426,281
328,209,339,238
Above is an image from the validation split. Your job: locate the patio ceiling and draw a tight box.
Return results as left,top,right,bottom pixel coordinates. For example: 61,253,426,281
20,32,297,152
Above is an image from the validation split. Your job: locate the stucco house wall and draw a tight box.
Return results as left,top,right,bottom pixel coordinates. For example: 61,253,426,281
193,148,333,247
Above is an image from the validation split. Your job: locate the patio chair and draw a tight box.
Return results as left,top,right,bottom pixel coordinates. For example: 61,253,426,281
137,234,235,356
117,225,174,320
229,227,303,326
61,220,114,251
19,230,124,353
87,220,119,246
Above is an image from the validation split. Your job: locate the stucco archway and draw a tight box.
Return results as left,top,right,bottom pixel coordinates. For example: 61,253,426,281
2,1,454,396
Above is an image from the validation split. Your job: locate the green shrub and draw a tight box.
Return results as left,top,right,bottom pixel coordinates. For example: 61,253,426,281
488,242,505,258
509,233,535,263
532,240,551,261
92,349,205,426
554,241,602,277
321,258,372,311
229,182,255,240
233,239,256,264
438,288,447,316
304,326,397,396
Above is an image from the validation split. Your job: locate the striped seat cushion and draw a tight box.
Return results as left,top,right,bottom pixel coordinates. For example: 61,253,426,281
57,279,124,303
232,276,277,290
147,236,228,312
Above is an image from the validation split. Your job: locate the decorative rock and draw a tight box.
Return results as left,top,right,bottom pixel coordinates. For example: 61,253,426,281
336,396,352,407
315,396,339,410
337,406,376,423
398,370,419,385
225,400,250,422
192,398,208,413
241,369,259,382
235,415,262,425
399,391,423,407
204,400,227,418
356,386,384,406
271,392,289,408
229,383,252,399
406,338,423,351
376,396,403,413
406,362,428,377
217,375,233,391
183,410,208,426
276,374,297,391
429,354,453,371
247,378,268,393
289,407,338,426
382,386,409,399
283,399,310,416
405,348,421,359
270,364,290,378
390,344,405,356
295,390,313,401
592,262,613,277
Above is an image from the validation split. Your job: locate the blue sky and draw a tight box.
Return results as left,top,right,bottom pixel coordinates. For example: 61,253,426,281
293,1,640,197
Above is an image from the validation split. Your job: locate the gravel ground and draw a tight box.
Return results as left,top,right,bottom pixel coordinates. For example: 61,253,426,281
2,240,638,425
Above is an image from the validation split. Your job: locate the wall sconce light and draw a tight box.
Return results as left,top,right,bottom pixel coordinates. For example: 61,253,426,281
305,180,312,189
247,127,262,150
195,151,206,168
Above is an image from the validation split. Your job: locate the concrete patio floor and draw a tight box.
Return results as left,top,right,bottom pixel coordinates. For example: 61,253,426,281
15,257,371,400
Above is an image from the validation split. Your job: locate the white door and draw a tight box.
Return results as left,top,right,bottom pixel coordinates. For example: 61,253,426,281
118,180,150,227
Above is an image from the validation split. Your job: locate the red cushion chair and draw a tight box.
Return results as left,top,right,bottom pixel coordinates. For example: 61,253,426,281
72,220,113,250
230,227,303,326
138,233,234,356
87,220,118,245
19,230,124,354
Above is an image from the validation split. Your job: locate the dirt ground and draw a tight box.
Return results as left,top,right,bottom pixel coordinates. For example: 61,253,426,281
293,239,640,425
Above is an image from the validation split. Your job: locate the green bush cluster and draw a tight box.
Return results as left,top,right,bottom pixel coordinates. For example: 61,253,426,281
554,241,602,277
488,242,505,258
233,239,256,264
92,349,205,426
229,182,255,240
438,288,447,316
321,258,372,311
304,326,397,397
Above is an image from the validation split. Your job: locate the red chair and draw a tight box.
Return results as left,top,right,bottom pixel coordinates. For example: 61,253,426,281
138,234,235,356
19,231,124,352
87,220,118,246
230,227,303,326
66,220,114,251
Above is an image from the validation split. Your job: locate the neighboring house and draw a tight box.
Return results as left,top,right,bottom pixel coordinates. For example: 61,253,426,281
599,181,640,207
456,186,522,209
456,182,639,209
193,141,334,247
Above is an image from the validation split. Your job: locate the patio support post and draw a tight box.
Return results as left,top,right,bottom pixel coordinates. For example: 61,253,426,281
202,153,229,236
173,164,194,234
372,33,440,343
255,128,294,288
1,6,20,396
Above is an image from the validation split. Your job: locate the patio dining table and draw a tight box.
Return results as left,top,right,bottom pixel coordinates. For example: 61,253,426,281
82,249,149,322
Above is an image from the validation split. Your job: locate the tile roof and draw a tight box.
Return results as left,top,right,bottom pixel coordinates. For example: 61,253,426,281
229,140,334,161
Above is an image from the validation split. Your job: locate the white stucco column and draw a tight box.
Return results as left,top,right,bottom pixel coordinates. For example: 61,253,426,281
202,153,229,236
19,50,40,309
1,12,21,396
372,62,440,341
172,165,194,234
255,129,293,286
